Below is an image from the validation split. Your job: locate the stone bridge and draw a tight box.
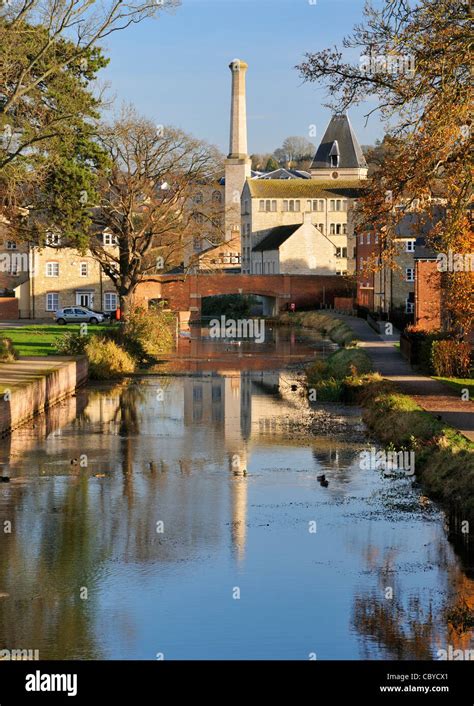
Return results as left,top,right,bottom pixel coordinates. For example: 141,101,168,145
133,274,351,326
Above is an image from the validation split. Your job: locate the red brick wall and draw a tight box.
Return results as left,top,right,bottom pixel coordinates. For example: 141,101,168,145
0,298,19,320
334,297,355,311
415,260,442,331
134,274,353,315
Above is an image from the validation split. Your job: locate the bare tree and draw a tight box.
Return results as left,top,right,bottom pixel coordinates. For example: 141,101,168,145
90,108,223,317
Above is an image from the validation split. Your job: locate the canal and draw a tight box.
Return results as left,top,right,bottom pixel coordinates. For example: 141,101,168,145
0,326,472,659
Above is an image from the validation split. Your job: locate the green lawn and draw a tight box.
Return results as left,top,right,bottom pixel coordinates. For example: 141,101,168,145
0,324,111,357
434,377,474,399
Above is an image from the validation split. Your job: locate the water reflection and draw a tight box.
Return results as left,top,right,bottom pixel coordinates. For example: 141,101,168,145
0,367,472,659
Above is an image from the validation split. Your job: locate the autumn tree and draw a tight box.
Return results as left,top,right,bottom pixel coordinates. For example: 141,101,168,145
297,0,473,332
90,109,223,317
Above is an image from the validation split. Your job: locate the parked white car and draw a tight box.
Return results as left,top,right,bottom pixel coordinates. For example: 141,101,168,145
55,307,106,325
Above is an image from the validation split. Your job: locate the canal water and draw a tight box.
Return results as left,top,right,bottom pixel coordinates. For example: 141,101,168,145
0,327,472,660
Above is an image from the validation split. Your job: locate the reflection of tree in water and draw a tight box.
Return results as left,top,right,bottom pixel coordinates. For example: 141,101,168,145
0,479,105,659
352,532,474,659
351,544,438,660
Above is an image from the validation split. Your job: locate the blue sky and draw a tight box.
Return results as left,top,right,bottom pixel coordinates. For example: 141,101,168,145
100,0,385,155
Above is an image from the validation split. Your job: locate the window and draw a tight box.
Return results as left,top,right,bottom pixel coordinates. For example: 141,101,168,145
193,212,204,224
406,240,416,252
271,200,277,212
194,192,203,204
46,262,59,277
341,200,348,212
406,268,415,282
212,190,222,203
405,300,415,314
375,233,379,244
359,234,364,244
80,262,88,277
330,224,335,235
336,247,348,258
104,292,118,311
330,224,344,235
244,199,250,214
330,154,339,168
259,200,265,212
359,257,364,270
283,200,288,212
342,224,347,235
46,293,59,311
193,385,203,401
367,233,371,244
193,237,201,252
46,233,61,246
5,241,17,250
317,223,324,233
286,199,300,212
103,233,117,246
307,199,324,212
329,200,335,211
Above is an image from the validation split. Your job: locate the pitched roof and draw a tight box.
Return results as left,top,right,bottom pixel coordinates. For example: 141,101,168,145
247,178,365,199
311,114,367,171
252,224,301,251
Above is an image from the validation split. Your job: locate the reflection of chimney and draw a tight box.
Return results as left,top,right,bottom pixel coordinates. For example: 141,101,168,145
228,59,249,158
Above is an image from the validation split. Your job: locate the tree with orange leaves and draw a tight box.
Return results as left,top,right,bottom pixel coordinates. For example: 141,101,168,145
297,0,473,334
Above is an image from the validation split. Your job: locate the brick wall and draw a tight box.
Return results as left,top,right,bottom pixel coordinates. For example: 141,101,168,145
415,260,442,331
134,274,353,316
0,298,19,320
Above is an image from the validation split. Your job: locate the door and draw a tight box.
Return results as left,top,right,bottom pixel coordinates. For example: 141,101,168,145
76,292,93,308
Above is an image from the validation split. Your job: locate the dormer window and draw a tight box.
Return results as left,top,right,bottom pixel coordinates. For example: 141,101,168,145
329,141,340,168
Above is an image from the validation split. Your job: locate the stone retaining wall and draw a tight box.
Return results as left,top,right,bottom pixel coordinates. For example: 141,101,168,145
0,356,88,436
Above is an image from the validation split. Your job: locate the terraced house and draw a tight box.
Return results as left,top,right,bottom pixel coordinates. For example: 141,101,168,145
0,226,119,319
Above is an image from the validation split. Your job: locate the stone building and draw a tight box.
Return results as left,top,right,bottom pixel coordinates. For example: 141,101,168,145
241,178,364,275
0,227,118,319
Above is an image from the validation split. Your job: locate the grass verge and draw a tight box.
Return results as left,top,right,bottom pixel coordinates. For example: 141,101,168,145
1,324,110,356
345,374,474,522
433,377,474,399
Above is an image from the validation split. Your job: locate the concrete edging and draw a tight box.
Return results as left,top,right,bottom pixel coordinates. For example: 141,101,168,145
0,356,88,437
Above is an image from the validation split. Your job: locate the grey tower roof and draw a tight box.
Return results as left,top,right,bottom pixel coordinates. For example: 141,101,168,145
311,114,367,171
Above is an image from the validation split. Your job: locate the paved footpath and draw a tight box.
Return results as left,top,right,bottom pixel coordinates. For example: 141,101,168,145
336,315,474,442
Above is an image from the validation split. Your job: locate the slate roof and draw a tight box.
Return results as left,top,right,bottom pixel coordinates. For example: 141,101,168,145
247,178,366,199
393,207,445,239
252,224,301,252
311,114,367,171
